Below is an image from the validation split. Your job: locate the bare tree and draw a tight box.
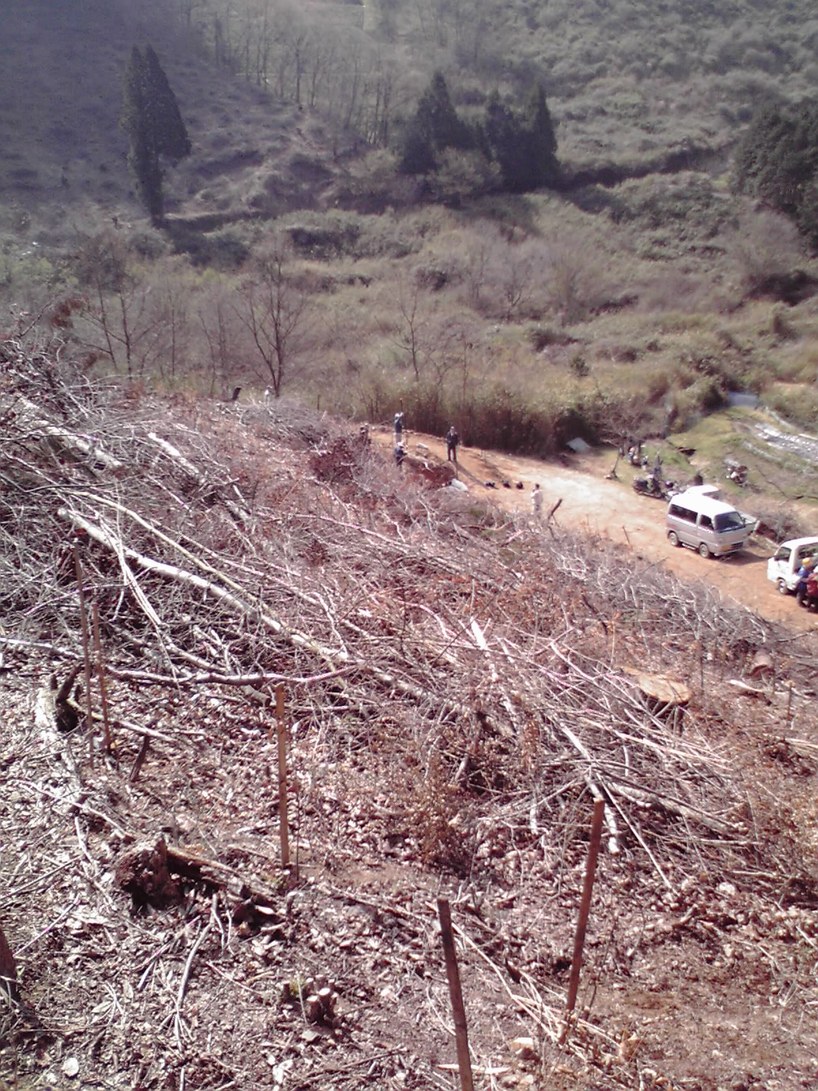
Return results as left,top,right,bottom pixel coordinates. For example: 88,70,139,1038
392,280,433,381
547,238,604,325
73,232,167,380
234,242,311,398
198,281,244,397
723,207,804,296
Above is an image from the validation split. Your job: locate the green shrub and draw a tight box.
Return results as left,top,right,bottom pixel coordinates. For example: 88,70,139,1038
766,385,818,429
166,223,249,269
527,324,566,351
569,352,590,377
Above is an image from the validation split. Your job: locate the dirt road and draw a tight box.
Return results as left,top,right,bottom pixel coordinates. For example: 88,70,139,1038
389,429,818,635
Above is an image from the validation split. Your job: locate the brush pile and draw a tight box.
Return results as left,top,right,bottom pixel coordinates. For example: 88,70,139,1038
1,331,817,1090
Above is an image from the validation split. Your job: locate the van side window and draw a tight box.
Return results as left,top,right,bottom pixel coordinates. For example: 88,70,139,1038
669,503,696,523
775,547,791,562
700,515,714,530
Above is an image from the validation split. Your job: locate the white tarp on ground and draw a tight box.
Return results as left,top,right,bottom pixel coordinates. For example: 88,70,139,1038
566,437,591,453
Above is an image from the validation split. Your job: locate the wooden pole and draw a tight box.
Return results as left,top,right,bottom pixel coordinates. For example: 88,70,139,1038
73,547,95,768
563,798,606,1033
0,920,18,1002
437,898,475,1091
91,602,113,754
275,684,291,871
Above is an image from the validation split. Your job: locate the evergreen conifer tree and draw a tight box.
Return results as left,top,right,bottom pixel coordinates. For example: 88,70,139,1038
525,84,559,188
121,45,190,223
483,85,559,193
733,98,818,244
417,72,472,152
484,92,529,192
398,71,473,174
398,119,436,174
144,44,191,160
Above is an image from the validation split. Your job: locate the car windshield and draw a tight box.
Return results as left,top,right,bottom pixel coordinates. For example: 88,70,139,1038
714,511,745,532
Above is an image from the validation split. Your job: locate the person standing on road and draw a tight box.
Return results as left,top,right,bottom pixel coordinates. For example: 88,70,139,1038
446,425,460,463
532,483,543,519
394,411,405,444
795,556,815,605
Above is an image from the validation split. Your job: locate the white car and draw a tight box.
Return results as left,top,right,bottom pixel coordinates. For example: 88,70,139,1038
766,536,818,594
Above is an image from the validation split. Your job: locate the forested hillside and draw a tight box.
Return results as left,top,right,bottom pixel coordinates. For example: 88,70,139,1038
2,0,818,452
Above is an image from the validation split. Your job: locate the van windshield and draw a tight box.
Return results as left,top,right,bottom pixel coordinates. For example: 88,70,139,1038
714,511,745,532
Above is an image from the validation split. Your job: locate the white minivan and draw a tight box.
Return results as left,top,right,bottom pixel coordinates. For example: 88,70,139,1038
666,488,751,558
766,537,818,594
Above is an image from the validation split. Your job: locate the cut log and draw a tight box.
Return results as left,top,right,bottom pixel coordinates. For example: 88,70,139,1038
728,679,772,703
15,396,123,473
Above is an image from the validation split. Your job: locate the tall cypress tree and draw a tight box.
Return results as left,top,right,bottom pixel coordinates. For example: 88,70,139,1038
483,85,559,193
525,84,559,188
398,71,474,174
121,45,190,223
484,91,529,192
122,47,163,222
144,44,191,160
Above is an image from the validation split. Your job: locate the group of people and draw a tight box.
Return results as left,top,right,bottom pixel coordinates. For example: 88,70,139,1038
392,412,460,468
390,414,548,519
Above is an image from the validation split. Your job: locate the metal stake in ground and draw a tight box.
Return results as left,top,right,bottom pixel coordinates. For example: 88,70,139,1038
562,797,605,1039
91,601,113,754
437,897,475,1091
275,683,291,872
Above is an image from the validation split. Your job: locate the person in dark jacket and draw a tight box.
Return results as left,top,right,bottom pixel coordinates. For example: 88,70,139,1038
795,557,815,605
445,425,460,463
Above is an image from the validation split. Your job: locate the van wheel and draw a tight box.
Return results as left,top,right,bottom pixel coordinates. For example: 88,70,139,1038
777,578,789,595
698,542,711,558
667,531,680,548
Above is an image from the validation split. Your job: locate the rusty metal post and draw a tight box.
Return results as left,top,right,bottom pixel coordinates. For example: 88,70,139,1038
563,798,606,1034
275,684,291,871
437,898,475,1091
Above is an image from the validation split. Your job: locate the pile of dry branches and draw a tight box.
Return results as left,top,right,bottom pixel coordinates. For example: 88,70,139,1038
2,331,817,1090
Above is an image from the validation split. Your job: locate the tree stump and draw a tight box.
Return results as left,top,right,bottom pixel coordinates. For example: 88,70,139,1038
115,838,182,911
624,668,691,732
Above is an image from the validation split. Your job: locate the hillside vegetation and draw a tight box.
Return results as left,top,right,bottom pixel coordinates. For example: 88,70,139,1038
1,0,818,463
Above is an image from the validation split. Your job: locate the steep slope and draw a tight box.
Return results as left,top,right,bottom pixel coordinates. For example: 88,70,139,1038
1,332,817,1090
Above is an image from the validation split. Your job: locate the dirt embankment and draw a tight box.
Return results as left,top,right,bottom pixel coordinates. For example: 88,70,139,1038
387,429,818,636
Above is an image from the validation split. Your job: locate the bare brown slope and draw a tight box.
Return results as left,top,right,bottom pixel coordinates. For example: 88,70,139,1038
1,342,817,1091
